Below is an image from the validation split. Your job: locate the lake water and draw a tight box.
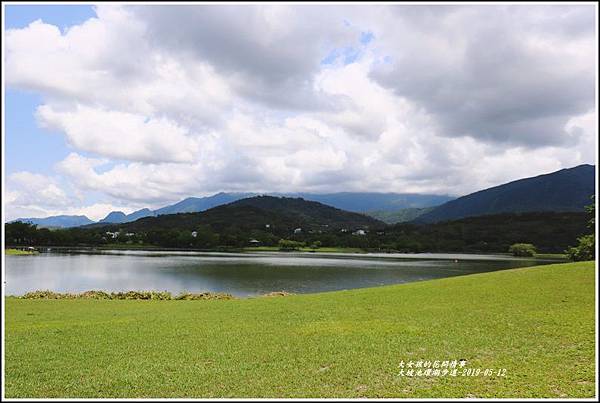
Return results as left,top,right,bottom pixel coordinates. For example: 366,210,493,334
4,250,562,297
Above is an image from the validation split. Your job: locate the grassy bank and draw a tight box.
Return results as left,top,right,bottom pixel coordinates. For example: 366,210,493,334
244,246,366,253
4,248,38,255
5,261,595,398
534,253,568,260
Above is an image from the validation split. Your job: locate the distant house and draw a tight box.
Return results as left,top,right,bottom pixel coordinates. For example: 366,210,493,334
340,228,349,233
265,224,271,229
249,239,261,245
352,229,367,236
125,233,135,237
191,231,198,238
294,228,302,234
105,231,119,239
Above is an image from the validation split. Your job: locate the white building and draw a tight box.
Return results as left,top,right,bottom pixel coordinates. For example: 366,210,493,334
352,229,367,236
294,228,302,234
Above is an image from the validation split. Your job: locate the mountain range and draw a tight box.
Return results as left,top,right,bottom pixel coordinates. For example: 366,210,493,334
12,215,95,229
101,195,385,234
416,164,595,223
13,192,453,228
10,164,595,228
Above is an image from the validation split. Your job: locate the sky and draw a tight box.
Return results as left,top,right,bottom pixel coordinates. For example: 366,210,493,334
3,3,598,221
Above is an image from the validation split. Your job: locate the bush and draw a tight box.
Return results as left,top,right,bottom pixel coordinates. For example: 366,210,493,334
566,196,595,262
565,234,595,261
278,239,304,251
508,243,536,257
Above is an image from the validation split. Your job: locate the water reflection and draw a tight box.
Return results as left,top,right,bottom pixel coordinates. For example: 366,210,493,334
4,251,560,297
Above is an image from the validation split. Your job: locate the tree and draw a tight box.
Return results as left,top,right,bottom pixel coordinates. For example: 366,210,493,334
278,239,304,251
508,243,536,257
566,196,595,261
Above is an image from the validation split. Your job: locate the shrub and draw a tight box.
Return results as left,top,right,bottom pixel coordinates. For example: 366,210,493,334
565,234,595,261
508,243,536,257
566,196,595,262
278,239,304,251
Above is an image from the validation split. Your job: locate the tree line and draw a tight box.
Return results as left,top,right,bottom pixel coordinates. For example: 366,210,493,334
5,210,591,255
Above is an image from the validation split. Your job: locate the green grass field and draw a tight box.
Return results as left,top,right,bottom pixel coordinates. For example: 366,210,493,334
4,261,596,398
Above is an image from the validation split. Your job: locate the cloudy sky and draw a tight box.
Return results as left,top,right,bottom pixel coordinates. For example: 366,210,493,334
3,3,597,221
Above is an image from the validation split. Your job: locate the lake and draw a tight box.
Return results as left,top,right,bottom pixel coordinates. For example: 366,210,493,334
4,250,562,297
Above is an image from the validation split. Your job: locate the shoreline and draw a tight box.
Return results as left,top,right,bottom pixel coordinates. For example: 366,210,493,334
4,258,580,300
4,246,568,259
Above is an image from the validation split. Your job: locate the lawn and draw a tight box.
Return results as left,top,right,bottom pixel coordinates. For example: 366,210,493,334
4,261,596,398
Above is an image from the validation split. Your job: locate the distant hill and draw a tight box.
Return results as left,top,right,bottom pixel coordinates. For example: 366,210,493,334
154,192,252,215
279,192,452,213
99,211,127,224
154,192,453,216
99,208,155,224
417,164,595,223
12,215,94,228
126,208,155,221
101,195,385,234
367,207,435,224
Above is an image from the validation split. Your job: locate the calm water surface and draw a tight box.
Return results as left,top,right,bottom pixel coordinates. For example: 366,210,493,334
4,250,562,297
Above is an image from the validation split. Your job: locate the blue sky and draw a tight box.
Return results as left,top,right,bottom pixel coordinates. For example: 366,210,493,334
5,5,96,175
5,4,96,30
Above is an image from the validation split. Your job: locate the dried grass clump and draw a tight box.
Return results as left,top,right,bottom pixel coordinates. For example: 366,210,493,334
262,291,293,297
19,290,234,300
174,292,235,300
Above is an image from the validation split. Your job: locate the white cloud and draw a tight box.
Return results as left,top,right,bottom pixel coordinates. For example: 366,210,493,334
7,172,70,208
4,4,596,219
36,105,201,163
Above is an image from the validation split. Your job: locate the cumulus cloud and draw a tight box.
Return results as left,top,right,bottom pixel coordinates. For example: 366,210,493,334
4,4,597,218
7,172,70,208
132,4,356,110
5,171,143,221
367,5,596,148
36,105,201,163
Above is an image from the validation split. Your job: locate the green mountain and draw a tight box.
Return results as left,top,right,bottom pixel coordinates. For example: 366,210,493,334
104,195,385,235
154,193,249,215
366,207,435,224
154,192,453,216
417,164,595,223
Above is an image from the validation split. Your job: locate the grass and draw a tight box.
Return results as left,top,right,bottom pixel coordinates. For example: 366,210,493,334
4,248,38,255
534,253,568,260
4,261,596,398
